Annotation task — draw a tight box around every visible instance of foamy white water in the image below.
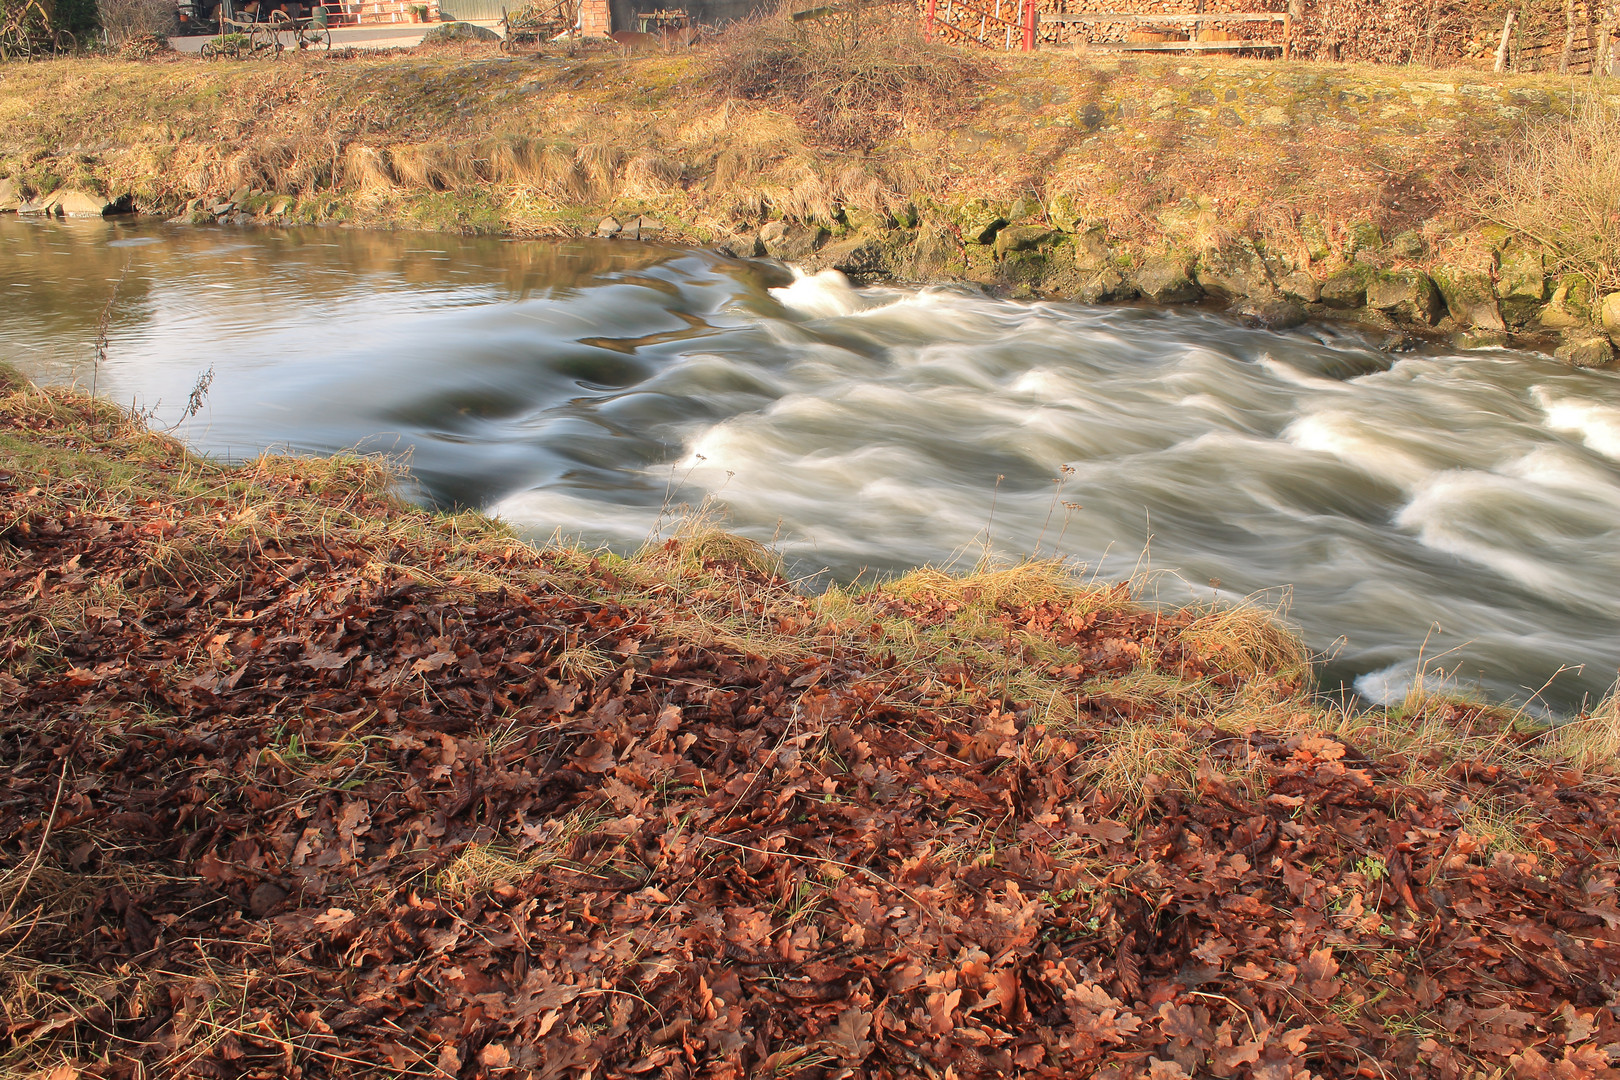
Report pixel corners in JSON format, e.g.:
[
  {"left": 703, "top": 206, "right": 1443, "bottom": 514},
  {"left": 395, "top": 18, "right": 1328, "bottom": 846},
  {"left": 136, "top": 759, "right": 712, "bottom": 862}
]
[{"left": 5, "top": 218, "right": 1619, "bottom": 710}]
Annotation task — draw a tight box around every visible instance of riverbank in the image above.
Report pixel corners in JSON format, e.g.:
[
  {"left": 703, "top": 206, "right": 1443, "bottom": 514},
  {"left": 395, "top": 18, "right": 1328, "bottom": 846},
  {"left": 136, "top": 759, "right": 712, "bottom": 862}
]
[
  {"left": 5, "top": 368, "right": 1620, "bottom": 1077},
  {"left": 1, "top": 44, "right": 1618, "bottom": 361}
]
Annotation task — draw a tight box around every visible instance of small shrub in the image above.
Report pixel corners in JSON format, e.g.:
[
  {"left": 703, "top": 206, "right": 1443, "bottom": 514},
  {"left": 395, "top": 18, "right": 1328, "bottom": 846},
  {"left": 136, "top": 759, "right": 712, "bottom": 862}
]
[
  {"left": 116, "top": 28, "right": 166, "bottom": 56},
  {"left": 704, "top": 2, "right": 982, "bottom": 152},
  {"left": 97, "top": 0, "right": 176, "bottom": 42},
  {"left": 1481, "top": 101, "right": 1620, "bottom": 294}
]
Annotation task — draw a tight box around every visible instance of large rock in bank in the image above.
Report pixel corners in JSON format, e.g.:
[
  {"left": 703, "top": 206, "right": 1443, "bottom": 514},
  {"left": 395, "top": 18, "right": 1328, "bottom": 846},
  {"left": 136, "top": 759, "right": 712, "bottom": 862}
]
[
  {"left": 1277, "top": 271, "right": 1321, "bottom": 304},
  {"left": 1494, "top": 240, "right": 1547, "bottom": 326},
  {"left": 1431, "top": 265, "right": 1505, "bottom": 330},
  {"left": 0, "top": 177, "right": 19, "bottom": 213},
  {"left": 1072, "top": 226, "right": 1113, "bottom": 272},
  {"left": 902, "top": 226, "right": 965, "bottom": 281},
  {"left": 47, "top": 189, "right": 115, "bottom": 216},
  {"left": 1075, "top": 266, "right": 1128, "bottom": 304},
  {"left": 759, "top": 220, "right": 827, "bottom": 262},
  {"left": 1131, "top": 255, "right": 1201, "bottom": 304},
  {"left": 1366, "top": 270, "right": 1442, "bottom": 326},
  {"left": 1601, "top": 292, "right": 1620, "bottom": 345},
  {"left": 994, "top": 224, "right": 1056, "bottom": 257},
  {"left": 1319, "top": 267, "right": 1368, "bottom": 309},
  {"left": 1554, "top": 333, "right": 1615, "bottom": 368},
  {"left": 1194, "top": 245, "right": 1272, "bottom": 302},
  {"left": 813, "top": 231, "right": 896, "bottom": 282}
]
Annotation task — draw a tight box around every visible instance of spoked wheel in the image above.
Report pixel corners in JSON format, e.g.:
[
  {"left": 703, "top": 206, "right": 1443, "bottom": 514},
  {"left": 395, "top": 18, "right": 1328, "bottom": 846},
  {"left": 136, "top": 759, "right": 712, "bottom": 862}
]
[
  {"left": 250, "top": 22, "right": 283, "bottom": 57},
  {"left": 300, "top": 24, "right": 329, "bottom": 49},
  {"left": 51, "top": 28, "right": 75, "bottom": 54},
  {"left": 199, "top": 37, "right": 219, "bottom": 57}
]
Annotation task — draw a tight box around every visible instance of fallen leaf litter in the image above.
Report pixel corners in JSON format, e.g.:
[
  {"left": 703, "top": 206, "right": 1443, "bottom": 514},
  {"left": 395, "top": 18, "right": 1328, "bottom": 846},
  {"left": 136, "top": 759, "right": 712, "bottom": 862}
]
[{"left": 3, "top": 379, "right": 1619, "bottom": 1079}]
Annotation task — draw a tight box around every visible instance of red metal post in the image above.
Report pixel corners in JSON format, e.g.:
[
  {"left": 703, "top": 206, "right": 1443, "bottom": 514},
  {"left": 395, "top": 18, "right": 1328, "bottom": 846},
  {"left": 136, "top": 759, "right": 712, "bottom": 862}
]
[
  {"left": 1022, "top": 0, "right": 1035, "bottom": 50},
  {"left": 925, "top": 0, "right": 937, "bottom": 40}
]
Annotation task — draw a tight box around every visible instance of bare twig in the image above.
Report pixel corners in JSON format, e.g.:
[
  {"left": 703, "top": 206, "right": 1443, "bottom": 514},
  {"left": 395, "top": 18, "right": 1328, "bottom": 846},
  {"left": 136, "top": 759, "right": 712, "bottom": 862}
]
[
  {"left": 91, "top": 262, "right": 131, "bottom": 402},
  {"left": 0, "top": 759, "right": 69, "bottom": 940}
]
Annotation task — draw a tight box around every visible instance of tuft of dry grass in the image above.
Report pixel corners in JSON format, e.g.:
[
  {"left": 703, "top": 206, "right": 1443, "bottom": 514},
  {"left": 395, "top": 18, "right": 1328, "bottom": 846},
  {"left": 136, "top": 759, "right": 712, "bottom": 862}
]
[
  {"left": 704, "top": 4, "right": 983, "bottom": 152},
  {"left": 1547, "top": 676, "right": 1620, "bottom": 772},
  {"left": 619, "top": 153, "right": 683, "bottom": 198},
  {"left": 1177, "top": 595, "right": 1309, "bottom": 688},
  {"left": 878, "top": 558, "right": 1122, "bottom": 617},
  {"left": 341, "top": 144, "right": 397, "bottom": 192},
  {"left": 1481, "top": 98, "right": 1620, "bottom": 293},
  {"left": 634, "top": 508, "right": 784, "bottom": 582}
]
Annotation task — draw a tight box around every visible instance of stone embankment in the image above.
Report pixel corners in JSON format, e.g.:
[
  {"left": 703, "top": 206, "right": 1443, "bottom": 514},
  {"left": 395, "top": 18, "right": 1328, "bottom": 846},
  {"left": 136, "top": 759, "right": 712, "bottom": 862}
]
[{"left": 764, "top": 206, "right": 1620, "bottom": 365}]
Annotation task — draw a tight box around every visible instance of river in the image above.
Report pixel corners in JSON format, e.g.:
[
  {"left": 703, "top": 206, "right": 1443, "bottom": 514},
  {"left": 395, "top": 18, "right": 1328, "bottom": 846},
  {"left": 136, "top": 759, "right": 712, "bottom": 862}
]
[{"left": 4, "top": 216, "right": 1619, "bottom": 712}]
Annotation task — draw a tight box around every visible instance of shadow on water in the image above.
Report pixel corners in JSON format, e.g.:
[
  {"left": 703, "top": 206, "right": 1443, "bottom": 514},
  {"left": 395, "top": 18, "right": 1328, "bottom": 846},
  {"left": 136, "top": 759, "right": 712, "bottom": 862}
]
[{"left": 5, "top": 216, "right": 1620, "bottom": 713}]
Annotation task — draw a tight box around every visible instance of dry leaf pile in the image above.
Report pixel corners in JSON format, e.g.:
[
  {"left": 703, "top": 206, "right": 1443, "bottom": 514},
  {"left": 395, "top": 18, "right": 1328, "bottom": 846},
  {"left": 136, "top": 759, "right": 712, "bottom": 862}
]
[{"left": 3, "top": 376, "right": 1620, "bottom": 1079}]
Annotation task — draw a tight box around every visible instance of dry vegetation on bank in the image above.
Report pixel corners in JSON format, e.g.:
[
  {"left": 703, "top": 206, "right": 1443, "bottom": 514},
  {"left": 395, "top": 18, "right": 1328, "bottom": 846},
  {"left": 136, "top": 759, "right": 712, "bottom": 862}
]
[
  {"left": 0, "top": 25, "right": 1594, "bottom": 259},
  {"left": 5, "top": 367, "right": 1620, "bottom": 1079},
  {"left": 1481, "top": 101, "right": 1620, "bottom": 294}
]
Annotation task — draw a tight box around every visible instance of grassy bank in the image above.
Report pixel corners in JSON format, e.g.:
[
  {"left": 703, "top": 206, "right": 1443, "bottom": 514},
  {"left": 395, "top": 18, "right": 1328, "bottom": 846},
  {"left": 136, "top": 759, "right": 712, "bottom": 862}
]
[
  {"left": 0, "top": 45, "right": 1584, "bottom": 246},
  {"left": 5, "top": 37, "right": 1619, "bottom": 355},
  {"left": 4, "top": 367, "right": 1620, "bottom": 1077}
]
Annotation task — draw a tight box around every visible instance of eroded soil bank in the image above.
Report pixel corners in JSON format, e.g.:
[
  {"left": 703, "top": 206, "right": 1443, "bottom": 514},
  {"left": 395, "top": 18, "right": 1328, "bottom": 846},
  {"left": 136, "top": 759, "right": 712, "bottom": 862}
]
[
  {"left": 2, "top": 49, "right": 1618, "bottom": 360},
  {"left": 4, "top": 368, "right": 1620, "bottom": 1079}
]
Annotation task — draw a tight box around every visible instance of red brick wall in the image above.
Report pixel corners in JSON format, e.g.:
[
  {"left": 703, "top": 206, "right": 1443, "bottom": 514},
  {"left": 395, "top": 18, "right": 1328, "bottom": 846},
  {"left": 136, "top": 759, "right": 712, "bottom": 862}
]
[{"left": 578, "top": 0, "right": 610, "bottom": 34}]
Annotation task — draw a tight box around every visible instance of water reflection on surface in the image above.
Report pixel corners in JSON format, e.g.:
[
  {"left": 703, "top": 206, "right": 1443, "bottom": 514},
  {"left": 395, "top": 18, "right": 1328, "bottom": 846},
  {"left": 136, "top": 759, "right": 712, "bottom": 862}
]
[{"left": 5, "top": 216, "right": 1620, "bottom": 711}]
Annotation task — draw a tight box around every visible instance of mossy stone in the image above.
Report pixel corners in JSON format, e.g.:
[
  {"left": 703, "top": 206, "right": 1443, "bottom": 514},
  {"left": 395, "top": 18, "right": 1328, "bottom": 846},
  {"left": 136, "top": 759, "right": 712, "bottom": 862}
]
[
  {"left": 1194, "top": 243, "right": 1272, "bottom": 302},
  {"left": 1073, "top": 226, "right": 1113, "bottom": 271},
  {"left": 843, "top": 207, "right": 896, "bottom": 234},
  {"left": 1235, "top": 295, "right": 1308, "bottom": 329},
  {"left": 1277, "top": 271, "right": 1321, "bottom": 304},
  {"left": 1600, "top": 292, "right": 1620, "bottom": 344},
  {"left": 1366, "top": 270, "right": 1442, "bottom": 326},
  {"left": 1536, "top": 283, "right": 1588, "bottom": 329},
  {"left": 1431, "top": 265, "right": 1505, "bottom": 331},
  {"left": 1075, "top": 265, "right": 1127, "bottom": 304},
  {"left": 1449, "top": 328, "right": 1508, "bottom": 350},
  {"left": 760, "top": 221, "right": 828, "bottom": 261},
  {"left": 954, "top": 199, "right": 1009, "bottom": 245},
  {"left": 995, "top": 225, "right": 1058, "bottom": 257},
  {"left": 1347, "top": 219, "right": 1384, "bottom": 257},
  {"left": 1554, "top": 334, "right": 1615, "bottom": 368},
  {"left": 1000, "top": 248, "right": 1050, "bottom": 285},
  {"left": 1132, "top": 255, "right": 1201, "bottom": 304},
  {"left": 1299, "top": 216, "right": 1332, "bottom": 263},
  {"left": 1320, "top": 266, "right": 1369, "bottom": 309},
  {"left": 1494, "top": 240, "right": 1547, "bottom": 327},
  {"left": 817, "top": 232, "right": 899, "bottom": 282},
  {"left": 1390, "top": 230, "right": 1425, "bottom": 259},
  {"left": 905, "top": 226, "right": 966, "bottom": 280},
  {"left": 1046, "top": 194, "right": 1083, "bottom": 231},
  {"left": 1555, "top": 273, "right": 1594, "bottom": 310}
]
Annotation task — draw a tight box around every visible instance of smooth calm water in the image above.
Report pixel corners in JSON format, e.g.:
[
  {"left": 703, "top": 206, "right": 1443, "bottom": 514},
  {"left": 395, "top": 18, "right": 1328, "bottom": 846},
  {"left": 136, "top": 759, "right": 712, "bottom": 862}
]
[{"left": 5, "top": 217, "right": 1620, "bottom": 712}]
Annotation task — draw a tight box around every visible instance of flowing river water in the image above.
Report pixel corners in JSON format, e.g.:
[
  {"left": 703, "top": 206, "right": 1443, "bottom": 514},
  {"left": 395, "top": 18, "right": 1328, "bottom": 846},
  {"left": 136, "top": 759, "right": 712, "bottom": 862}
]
[{"left": 5, "top": 217, "right": 1620, "bottom": 712}]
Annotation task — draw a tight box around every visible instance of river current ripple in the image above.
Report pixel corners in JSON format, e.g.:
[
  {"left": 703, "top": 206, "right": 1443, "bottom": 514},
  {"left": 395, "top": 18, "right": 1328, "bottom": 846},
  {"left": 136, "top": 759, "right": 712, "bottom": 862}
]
[{"left": 5, "top": 218, "right": 1620, "bottom": 711}]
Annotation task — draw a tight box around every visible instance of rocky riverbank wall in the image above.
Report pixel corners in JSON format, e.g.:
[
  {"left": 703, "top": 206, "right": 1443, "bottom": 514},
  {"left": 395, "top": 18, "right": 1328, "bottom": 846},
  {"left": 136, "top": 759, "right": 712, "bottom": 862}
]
[
  {"left": 776, "top": 204, "right": 1620, "bottom": 365},
  {"left": 2, "top": 51, "right": 1616, "bottom": 361}
]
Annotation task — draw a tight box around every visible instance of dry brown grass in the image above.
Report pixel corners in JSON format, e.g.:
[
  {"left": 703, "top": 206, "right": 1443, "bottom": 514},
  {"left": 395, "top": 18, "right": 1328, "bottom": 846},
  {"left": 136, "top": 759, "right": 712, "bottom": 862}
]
[
  {"left": 1481, "top": 98, "right": 1620, "bottom": 293},
  {"left": 1178, "top": 596, "right": 1309, "bottom": 687},
  {"left": 704, "top": 3, "right": 983, "bottom": 152},
  {"left": 1547, "top": 677, "right": 1620, "bottom": 772}
]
